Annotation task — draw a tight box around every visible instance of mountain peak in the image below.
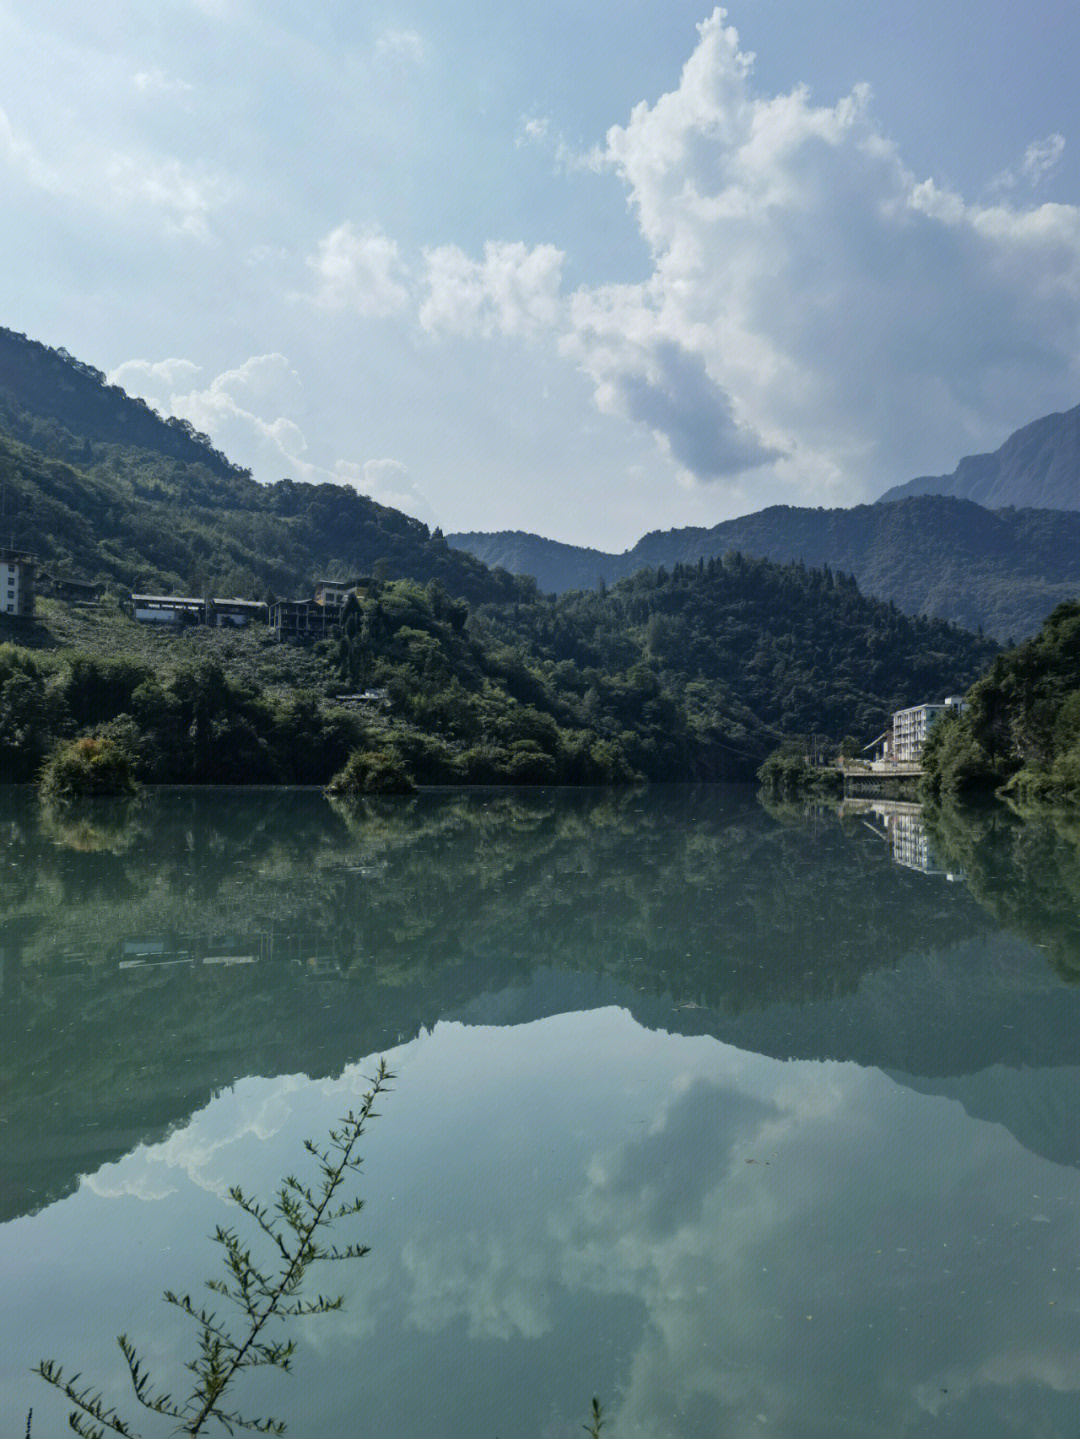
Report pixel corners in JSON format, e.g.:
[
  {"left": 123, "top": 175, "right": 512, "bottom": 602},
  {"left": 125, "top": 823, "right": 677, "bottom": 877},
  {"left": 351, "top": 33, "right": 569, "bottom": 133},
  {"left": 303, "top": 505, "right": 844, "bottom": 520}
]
[{"left": 878, "top": 403, "right": 1080, "bottom": 510}]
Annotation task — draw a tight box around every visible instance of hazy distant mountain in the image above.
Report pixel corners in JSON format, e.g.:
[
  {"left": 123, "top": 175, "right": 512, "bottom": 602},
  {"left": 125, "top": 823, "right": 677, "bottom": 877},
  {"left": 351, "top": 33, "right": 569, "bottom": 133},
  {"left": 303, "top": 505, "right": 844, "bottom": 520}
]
[
  {"left": 879, "top": 403, "right": 1080, "bottom": 509},
  {"left": 451, "top": 496, "right": 1080, "bottom": 640},
  {"left": 453, "top": 530, "right": 616, "bottom": 593}
]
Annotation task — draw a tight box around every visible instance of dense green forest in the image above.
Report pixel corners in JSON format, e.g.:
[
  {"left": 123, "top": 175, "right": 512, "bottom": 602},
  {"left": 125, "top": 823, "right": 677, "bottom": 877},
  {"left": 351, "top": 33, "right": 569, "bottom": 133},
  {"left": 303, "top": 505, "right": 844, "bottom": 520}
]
[
  {"left": 922, "top": 600, "right": 1080, "bottom": 802},
  {"left": 452, "top": 494, "right": 1080, "bottom": 640},
  {"left": 1, "top": 556, "right": 995, "bottom": 788},
  {"left": 467, "top": 555, "right": 995, "bottom": 756}
]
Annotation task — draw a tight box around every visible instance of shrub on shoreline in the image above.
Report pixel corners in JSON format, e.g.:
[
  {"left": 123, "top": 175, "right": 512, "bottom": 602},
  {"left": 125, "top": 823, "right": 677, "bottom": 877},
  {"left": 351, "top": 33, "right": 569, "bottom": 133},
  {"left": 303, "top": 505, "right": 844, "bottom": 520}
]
[
  {"left": 39, "top": 735, "right": 138, "bottom": 799},
  {"left": 326, "top": 748, "right": 417, "bottom": 796},
  {"left": 758, "top": 746, "right": 843, "bottom": 798}
]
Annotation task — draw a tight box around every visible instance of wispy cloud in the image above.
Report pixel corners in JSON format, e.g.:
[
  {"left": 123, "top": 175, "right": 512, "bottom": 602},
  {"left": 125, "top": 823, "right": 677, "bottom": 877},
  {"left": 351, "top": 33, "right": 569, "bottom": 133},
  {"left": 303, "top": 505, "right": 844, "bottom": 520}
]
[
  {"left": 375, "top": 28, "right": 425, "bottom": 64},
  {"left": 992, "top": 132, "right": 1066, "bottom": 192},
  {"left": 517, "top": 112, "right": 604, "bottom": 173},
  {"left": 133, "top": 67, "right": 195, "bottom": 99},
  {"left": 0, "top": 105, "right": 58, "bottom": 189},
  {"left": 0, "top": 103, "right": 227, "bottom": 240}
]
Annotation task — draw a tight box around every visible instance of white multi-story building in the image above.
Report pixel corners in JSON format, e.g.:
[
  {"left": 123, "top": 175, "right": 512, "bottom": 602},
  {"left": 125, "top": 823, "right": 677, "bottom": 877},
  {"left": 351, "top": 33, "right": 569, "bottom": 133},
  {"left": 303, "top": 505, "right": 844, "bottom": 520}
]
[
  {"left": 0, "top": 549, "right": 36, "bottom": 620},
  {"left": 891, "top": 696, "right": 966, "bottom": 762}
]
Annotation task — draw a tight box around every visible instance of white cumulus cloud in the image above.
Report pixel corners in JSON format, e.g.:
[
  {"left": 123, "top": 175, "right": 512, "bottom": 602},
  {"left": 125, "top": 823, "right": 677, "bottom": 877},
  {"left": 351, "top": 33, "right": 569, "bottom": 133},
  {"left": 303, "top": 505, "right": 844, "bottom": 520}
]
[
  {"left": 419, "top": 240, "right": 566, "bottom": 338},
  {"left": 109, "top": 352, "right": 311, "bottom": 479},
  {"left": 108, "top": 357, "right": 202, "bottom": 393},
  {"left": 430, "top": 9, "right": 1080, "bottom": 502},
  {"left": 564, "top": 9, "right": 1080, "bottom": 493},
  {"left": 307, "top": 223, "right": 411, "bottom": 315}
]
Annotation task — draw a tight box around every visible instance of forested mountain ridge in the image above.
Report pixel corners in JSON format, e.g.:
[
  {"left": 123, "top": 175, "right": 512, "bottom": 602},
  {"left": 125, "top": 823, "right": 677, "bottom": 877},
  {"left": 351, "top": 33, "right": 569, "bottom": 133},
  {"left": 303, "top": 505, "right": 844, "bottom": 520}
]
[
  {"left": 451, "top": 496, "right": 1080, "bottom": 640},
  {"left": 466, "top": 554, "right": 997, "bottom": 765},
  {"left": 449, "top": 529, "right": 616, "bottom": 593},
  {"left": 3, "top": 326, "right": 1070, "bottom": 636},
  {"left": 0, "top": 326, "right": 242, "bottom": 478},
  {"left": 879, "top": 402, "right": 1080, "bottom": 509},
  {"left": 0, "top": 330, "right": 508, "bottom": 604}
]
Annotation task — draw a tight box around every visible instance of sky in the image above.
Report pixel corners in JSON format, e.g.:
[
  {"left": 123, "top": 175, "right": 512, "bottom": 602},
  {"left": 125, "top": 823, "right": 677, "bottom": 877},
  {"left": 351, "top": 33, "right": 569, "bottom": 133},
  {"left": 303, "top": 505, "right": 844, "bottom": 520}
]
[{"left": 2, "top": 1, "right": 1080, "bottom": 549}]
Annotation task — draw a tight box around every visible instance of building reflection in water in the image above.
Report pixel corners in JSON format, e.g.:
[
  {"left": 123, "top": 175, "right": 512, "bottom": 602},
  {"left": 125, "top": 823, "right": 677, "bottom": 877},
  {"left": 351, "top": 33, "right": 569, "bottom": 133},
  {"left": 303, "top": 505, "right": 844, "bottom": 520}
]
[{"left": 843, "top": 798, "right": 964, "bottom": 879}]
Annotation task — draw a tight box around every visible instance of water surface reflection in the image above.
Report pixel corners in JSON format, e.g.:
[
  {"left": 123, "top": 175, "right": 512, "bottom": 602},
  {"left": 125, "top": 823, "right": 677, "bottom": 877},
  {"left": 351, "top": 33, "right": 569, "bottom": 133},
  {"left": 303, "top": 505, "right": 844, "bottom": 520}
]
[{"left": 3, "top": 786, "right": 1080, "bottom": 1437}]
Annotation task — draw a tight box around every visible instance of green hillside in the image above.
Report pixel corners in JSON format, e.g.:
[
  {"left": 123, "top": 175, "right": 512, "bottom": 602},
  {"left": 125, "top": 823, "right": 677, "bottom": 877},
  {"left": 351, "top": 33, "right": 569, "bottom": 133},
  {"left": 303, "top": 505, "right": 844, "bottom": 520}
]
[
  {"left": 1, "top": 554, "right": 997, "bottom": 788},
  {"left": 0, "top": 329, "right": 507, "bottom": 604},
  {"left": 450, "top": 495, "right": 1080, "bottom": 640},
  {"left": 922, "top": 600, "right": 1080, "bottom": 802},
  {"left": 0, "top": 326, "right": 242, "bottom": 477},
  {"left": 469, "top": 555, "right": 996, "bottom": 757},
  {"left": 0, "top": 326, "right": 998, "bottom": 789}
]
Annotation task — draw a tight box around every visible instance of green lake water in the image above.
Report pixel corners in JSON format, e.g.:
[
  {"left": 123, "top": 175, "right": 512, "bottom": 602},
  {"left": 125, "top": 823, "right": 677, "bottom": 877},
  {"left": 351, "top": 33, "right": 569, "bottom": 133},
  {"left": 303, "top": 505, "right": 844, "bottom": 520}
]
[{"left": 3, "top": 784, "right": 1080, "bottom": 1438}]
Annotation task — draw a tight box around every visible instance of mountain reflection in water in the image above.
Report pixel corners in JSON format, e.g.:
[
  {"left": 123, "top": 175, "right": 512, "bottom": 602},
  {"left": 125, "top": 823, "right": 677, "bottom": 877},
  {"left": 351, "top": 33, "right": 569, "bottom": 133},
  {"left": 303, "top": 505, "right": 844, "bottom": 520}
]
[{"left": 2, "top": 785, "right": 1080, "bottom": 1438}]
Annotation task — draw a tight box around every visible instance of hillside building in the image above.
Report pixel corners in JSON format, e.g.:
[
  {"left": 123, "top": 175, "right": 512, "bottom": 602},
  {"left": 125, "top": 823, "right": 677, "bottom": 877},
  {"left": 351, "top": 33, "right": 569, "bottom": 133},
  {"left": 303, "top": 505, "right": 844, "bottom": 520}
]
[
  {"left": 131, "top": 594, "right": 206, "bottom": 625},
  {"left": 891, "top": 696, "right": 966, "bottom": 762},
  {"left": 269, "top": 597, "right": 332, "bottom": 641},
  {"left": 209, "top": 598, "right": 268, "bottom": 627},
  {"left": 41, "top": 573, "right": 102, "bottom": 605},
  {"left": 129, "top": 594, "right": 268, "bottom": 626},
  {"left": 0, "top": 549, "right": 36, "bottom": 620},
  {"left": 313, "top": 578, "right": 371, "bottom": 611},
  {"left": 125, "top": 586, "right": 346, "bottom": 640}
]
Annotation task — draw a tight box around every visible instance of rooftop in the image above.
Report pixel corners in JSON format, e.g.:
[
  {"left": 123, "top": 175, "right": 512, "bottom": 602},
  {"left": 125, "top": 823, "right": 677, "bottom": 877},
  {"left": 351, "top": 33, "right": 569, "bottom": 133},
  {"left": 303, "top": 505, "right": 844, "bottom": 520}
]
[{"left": 131, "top": 594, "right": 206, "bottom": 605}]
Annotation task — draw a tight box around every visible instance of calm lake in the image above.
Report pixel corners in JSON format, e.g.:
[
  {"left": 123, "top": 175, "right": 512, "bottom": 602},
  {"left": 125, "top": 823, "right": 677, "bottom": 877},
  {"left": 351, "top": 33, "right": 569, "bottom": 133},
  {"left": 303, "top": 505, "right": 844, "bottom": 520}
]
[{"left": 3, "top": 785, "right": 1080, "bottom": 1438}]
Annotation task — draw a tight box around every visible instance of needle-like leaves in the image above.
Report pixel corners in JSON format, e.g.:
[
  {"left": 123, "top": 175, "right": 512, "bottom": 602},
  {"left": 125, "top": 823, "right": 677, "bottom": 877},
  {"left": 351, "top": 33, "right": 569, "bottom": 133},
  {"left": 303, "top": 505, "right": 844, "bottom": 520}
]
[{"left": 35, "top": 1060, "right": 394, "bottom": 1437}]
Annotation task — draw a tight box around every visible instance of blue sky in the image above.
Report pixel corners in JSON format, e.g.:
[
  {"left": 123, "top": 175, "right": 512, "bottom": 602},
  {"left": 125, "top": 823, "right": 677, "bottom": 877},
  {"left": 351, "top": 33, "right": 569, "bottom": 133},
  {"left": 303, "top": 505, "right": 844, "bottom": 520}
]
[{"left": 2, "top": 2, "right": 1079, "bottom": 546}]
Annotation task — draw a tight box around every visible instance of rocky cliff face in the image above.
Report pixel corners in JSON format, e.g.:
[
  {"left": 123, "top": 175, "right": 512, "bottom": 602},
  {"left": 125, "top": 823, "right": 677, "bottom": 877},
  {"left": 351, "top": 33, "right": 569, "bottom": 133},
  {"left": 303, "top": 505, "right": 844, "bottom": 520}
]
[{"left": 879, "top": 402, "right": 1080, "bottom": 510}]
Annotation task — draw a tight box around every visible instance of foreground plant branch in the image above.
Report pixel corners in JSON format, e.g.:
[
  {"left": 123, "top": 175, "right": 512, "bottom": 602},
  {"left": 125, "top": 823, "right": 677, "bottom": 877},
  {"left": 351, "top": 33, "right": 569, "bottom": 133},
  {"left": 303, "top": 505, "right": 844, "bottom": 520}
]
[{"left": 36, "top": 1059, "right": 394, "bottom": 1438}]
